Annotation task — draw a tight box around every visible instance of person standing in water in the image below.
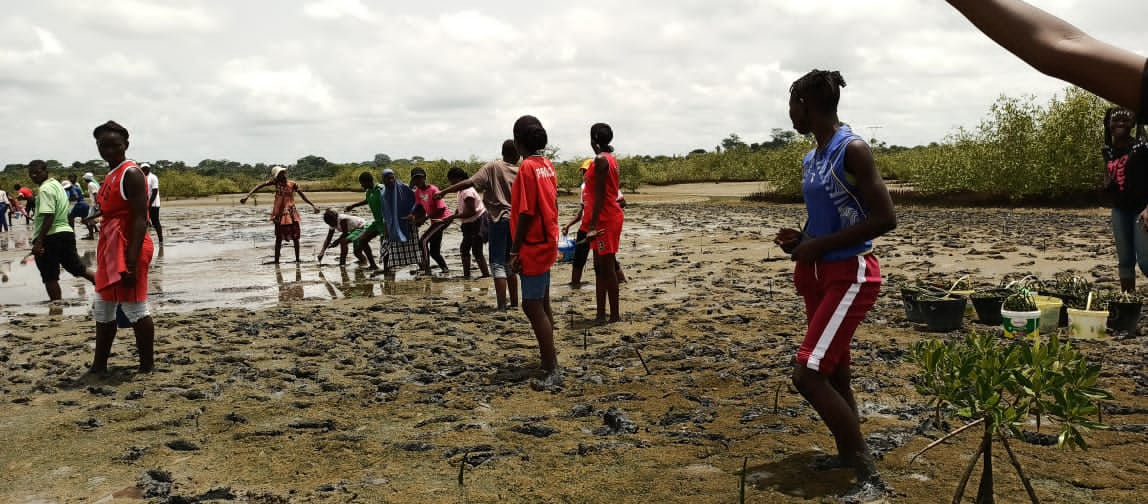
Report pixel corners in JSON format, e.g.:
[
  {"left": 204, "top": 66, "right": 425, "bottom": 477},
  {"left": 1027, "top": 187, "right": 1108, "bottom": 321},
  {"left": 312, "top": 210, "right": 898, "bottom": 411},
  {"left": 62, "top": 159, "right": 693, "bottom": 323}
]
[
  {"left": 439, "top": 166, "right": 490, "bottom": 279},
  {"left": 27, "top": 160, "right": 95, "bottom": 301},
  {"left": 773, "top": 70, "right": 896, "bottom": 500},
  {"left": 317, "top": 208, "right": 371, "bottom": 266},
  {"left": 409, "top": 167, "right": 453, "bottom": 275},
  {"left": 1102, "top": 107, "right": 1148, "bottom": 292},
  {"left": 140, "top": 163, "right": 163, "bottom": 245},
  {"left": 88, "top": 121, "right": 156, "bottom": 374},
  {"left": 344, "top": 171, "right": 384, "bottom": 270},
  {"left": 81, "top": 172, "right": 100, "bottom": 239},
  {"left": 509, "top": 115, "right": 561, "bottom": 387},
  {"left": 437, "top": 141, "right": 520, "bottom": 310},
  {"left": 240, "top": 166, "right": 319, "bottom": 264},
  {"left": 582, "top": 123, "right": 625, "bottom": 324}
]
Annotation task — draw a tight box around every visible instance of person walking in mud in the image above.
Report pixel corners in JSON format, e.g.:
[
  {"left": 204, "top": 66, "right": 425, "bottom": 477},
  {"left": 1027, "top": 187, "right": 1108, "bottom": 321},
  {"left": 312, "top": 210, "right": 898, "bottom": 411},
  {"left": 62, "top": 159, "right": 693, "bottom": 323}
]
[
  {"left": 88, "top": 121, "right": 156, "bottom": 374},
  {"left": 510, "top": 115, "right": 561, "bottom": 387},
  {"left": 27, "top": 160, "right": 96, "bottom": 302},
  {"left": 439, "top": 166, "right": 490, "bottom": 279},
  {"left": 409, "top": 167, "right": 453, "bottom": 275},
  {"left": 773, "top": 70, "right": 896, "bottom": 500},
  {"left": 563, "top": 159, "right": 627, "bottom": 288},
  {"left": 437, "top": 140, "right": 520, "bottom": 310},
  {"left": 582, "top": 123, "right": 625, "bottom": 324},
  {"left": 344, "top": 171, "right": 384, "bottom": 270},
  {"left": 141, "top": 163, "right": 163, "bottom": 246},
  {"left": 240, "top": 166, "right": 319, "bottom": 264},
  {"left": 1102, "top": 107, "right": 1148, "bottom": 292},
  {"left": 376, "top": 168, "right": 422, "bottom": 273},
  {"left": 81, "top": 172, "right": 100, "bottom": 239},
  {"left": 64, "top": 174, "right": 91, "bottom": 234}
]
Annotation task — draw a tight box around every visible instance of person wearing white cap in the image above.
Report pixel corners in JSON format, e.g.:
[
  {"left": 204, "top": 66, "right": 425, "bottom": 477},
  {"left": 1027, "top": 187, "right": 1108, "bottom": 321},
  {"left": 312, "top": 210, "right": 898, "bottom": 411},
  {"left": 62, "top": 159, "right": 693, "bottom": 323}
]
[
  {"left": 140, "top": 163, "right": 163, "bottom": 245},
  {"left": 240, "top": 165, "right": 319, "bottom": 263}
]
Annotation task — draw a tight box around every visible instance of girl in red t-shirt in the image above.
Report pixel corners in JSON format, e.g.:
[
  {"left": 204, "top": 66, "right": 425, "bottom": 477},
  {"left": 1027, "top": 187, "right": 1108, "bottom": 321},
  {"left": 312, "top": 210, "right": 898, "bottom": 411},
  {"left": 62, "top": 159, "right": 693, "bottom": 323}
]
[
  {"left": 509, "top": 115, "right": 561, "bottom": 387},
  {"left": 582, "top": 123, "right": 624, "bottom": 323}
]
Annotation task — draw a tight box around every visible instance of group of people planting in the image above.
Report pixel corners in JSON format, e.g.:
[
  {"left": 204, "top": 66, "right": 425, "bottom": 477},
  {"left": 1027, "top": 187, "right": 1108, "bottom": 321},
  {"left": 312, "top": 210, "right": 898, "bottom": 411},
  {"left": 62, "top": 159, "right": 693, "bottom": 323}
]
[{"left": 9, "top": 0, "right": 1148, "bottom": 500}]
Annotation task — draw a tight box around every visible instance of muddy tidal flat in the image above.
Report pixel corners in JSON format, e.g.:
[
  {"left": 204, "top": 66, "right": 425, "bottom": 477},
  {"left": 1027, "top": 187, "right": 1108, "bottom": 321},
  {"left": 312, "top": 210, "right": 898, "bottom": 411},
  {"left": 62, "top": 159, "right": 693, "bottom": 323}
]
[{"left": 2, "top": 186, "right": 1147, "bottom": 503}]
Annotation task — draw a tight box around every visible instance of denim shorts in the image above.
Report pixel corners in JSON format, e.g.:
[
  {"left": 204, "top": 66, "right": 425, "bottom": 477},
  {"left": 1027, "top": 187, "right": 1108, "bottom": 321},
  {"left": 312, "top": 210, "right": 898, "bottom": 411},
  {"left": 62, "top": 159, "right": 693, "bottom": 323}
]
[
  {"left": 488, "top": 215, "right": 511, "bottom": 266},
  {"left": 519, "top": 271, "right": 551, "bottom": 300}
]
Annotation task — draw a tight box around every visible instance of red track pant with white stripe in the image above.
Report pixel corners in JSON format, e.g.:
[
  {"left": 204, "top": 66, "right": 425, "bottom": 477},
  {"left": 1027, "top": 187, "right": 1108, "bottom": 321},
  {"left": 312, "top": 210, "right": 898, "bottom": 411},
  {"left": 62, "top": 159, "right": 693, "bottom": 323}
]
[{"left": 794, "top": 254, "right": 881, "bottom": 375}]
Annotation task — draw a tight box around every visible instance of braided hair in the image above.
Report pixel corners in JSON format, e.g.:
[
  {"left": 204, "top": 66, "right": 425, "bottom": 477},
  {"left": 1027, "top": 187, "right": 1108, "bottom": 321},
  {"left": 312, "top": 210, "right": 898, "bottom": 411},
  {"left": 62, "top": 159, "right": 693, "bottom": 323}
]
[
  {"left": 789, "top": 70, "right": 847, "bottom": 113},
  {"left": 513, "top": 115, "right": 548, "bottom": 153},
  {"left": 590, "top": 123, "right": 614, "bottom": 153},
  {"left": 1103, "top": 106, "right": 1144, "bottom": 147},
  {"left": 93, "top": 120, "right": 129, "bottom": 140}
]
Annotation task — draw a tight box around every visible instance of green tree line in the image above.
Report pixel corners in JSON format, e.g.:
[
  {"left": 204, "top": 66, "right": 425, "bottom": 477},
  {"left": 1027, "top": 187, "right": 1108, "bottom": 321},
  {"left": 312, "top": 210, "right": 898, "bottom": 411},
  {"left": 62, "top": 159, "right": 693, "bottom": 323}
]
[{"left": 0, "top": 86, "right": 1112, "bottom": 204}]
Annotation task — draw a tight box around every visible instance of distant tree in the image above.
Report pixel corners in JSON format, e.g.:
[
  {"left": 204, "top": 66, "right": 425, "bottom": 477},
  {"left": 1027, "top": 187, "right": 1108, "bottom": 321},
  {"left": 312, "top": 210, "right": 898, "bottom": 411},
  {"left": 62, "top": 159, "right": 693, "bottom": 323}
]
[
  {"left": 409, "top": 156, "right": 425, "bottom": 164},
  {"left": 4, "top": 163, "right": 24, "bottom": 173},
  {"left": 372, "top": 153, "right": 391, "bottom": 167},
  {"left": 688, "top": 148, "right": 708, "bottom": 157},
  {"left": 294, "top": 155, "right": 332, "bottom": 179},
  {"left": 721, "top": 133, "right": 747, "bottom": 151},
  {"left": 543, "top": 144, "right": 561, "bottom": 161}
]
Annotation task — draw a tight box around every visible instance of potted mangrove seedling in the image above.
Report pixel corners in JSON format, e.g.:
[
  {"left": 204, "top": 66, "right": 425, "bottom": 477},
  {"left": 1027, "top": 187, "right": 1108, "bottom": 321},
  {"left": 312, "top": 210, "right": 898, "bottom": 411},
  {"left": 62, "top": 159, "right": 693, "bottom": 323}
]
[
  {"left": 1066, "top": 291, "right": 1107, "bottom": 339},
  {"left": 901, "top": 283, "right": 946, "bottom": 323},
  {"left": 917, "top": 290, "right": 968, "bottom": 333},
  {"left": 1040, "top": 273, "right": 1091, "bottom": 327},
  {"left": 1001, "top": 290, "right": 1040, "bottom": 339},
  {"left": 970, "top": 287, "right": 1013, "bottom": 325},
  {"left": 1103, "top": 289, "right": 1142, "bottom": 334}
]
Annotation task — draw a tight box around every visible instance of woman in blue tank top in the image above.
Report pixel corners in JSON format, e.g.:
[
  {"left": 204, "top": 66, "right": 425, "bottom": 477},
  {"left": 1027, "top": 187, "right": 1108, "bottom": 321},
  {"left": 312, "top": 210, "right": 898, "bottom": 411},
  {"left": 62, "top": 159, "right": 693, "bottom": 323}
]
[{"left": 773, "top": 69, "right": 897, "bottom": 500}]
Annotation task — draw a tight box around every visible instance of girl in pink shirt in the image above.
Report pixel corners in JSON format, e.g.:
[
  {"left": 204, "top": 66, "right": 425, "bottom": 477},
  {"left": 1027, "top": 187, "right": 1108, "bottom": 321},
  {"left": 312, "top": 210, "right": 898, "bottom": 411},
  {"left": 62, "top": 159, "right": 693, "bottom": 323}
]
[{"left": 410, "top": 168, "right": 453, "bottom": 275}]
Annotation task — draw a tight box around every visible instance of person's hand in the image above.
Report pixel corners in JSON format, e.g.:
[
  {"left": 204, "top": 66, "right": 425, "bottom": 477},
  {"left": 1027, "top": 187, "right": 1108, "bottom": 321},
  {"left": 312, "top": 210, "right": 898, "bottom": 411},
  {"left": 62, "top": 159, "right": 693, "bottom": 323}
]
[
  {"left": 578, "top": 228, "right": 602, "bottom": 245},
  {"left": 510, "top": 254, "right": 522, "bottom": 274},
  {"left": 240, "top": 197, "right": 248, "bottom": 205},
  {"left": 562, "top": 223, "right": 573, "bottom": 236},
  {"left": 1139, "top": 208, "right": 1148, "bottom": 232},
  {"left": 31, "top": 239, "right": 44, "bottom": 257},
  {"left": 121, "top": 268, "right": 137, "bottom": 285},
  {"left": 774, "top": 228, "right": 802, "bottom": 254},
  {"left": 343, "top": 205, "right": 354, "bottom": 212},
  {"left": 311, "top": 205, "right": 320, "bottom": 214},
  {"left": 433, "top": 193, "right": 445, "bottom": 201},
  {"left": 317, "top": 251, "right": 325, "bottom": 261},
  {"left": 789, "top": 237, "right": 823, "bottom": 264}
]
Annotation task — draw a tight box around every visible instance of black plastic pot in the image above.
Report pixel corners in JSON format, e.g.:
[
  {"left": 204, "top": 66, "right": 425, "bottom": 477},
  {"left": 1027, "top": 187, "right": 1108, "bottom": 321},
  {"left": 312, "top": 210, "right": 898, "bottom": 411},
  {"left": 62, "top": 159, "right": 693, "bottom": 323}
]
[
  {"left": 920, "top": 296, "right": 967, "bottom": 332},
  {"left": 1107, "top": 301, "right": 1142, "bottom": 333},
  {"left": 902, "top": 287, "right": 926, "bottom": 323},
  {"left": 971, "top": 296, "right": 1006, "bottom": 325}
]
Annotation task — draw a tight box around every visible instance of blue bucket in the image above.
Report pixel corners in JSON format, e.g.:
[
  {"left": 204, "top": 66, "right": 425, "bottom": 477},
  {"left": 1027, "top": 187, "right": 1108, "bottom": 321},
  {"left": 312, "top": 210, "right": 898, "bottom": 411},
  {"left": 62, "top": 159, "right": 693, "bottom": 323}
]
[{"left": 557, "top": 236, "right": 576, "bottom": 263}]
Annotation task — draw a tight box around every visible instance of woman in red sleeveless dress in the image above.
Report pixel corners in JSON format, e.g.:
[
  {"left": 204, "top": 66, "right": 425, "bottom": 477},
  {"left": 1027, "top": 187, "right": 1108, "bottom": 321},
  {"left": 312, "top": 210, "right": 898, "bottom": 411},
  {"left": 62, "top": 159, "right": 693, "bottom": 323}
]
[{"left": 89, "top": 121, "right": 155, "bottom": 374}]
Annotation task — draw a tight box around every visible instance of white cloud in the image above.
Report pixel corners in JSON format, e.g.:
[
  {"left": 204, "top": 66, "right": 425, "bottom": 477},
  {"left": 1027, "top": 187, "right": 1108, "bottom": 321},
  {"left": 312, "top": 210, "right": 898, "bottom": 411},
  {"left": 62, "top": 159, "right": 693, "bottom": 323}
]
[
  {"left": 3, "top": 0, "right": 1148, "bottom": 166},
  {"left": 303, "top": 0, "right": 377, "bottom": 22}
]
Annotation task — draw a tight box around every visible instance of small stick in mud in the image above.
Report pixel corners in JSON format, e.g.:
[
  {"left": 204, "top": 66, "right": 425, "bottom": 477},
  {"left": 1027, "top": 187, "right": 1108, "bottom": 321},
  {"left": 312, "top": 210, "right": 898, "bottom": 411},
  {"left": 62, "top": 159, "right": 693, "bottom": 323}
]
[
  {"left": 633, "top": 346, "right": 651, "bottom": 375},
  {"left": 773, "top": 383, "right": 782, "bottom": 414},
  {"left": 584, "top": 329, "right": 589, "bottom": 351},
  {"left": 458, "top": 450, "right": 469, "bottom": 487},
  {"left": 738, "top": 456, "right": 748, "bottom": 504}
]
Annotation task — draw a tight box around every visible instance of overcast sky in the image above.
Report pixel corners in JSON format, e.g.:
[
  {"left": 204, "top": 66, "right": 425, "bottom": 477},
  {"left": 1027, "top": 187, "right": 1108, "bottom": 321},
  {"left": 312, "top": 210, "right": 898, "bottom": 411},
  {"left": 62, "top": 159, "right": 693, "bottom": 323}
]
[{"left": 2, "top": 0, "right": 1146, "bottom": 168}]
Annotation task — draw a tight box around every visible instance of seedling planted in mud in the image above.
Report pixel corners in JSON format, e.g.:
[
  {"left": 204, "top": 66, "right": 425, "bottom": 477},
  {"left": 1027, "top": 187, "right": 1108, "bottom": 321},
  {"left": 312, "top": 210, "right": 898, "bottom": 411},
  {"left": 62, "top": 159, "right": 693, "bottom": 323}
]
[{"left": 908, "top": 331, "right": 1112, "bottom": 503}]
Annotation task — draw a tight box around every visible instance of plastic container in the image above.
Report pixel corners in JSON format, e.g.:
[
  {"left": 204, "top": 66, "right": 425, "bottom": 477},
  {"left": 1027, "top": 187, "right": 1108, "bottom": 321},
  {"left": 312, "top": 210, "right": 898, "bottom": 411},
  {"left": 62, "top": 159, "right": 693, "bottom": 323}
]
[
  {"left": 950, "top": 289, "right": 976, "bottom": 316},
  {"left": 1067, "top": 308, "right": 1108, "bottom": 339},
  {"left": 1002, "top": 309, "right": 1041, "bottom": 339},
  {"left": 971, "top": 296, "right": 1005, "bottom": 325},
  {"left": 920, "top": 296, "right": 967, "bottom": 332},
  {"left": 1033, "top": 295, "right": 1063, "bottom": 334},
  {"left": 557, "top": 235, "right": 576, "bottom": 263},
  {"left": 1107, "top": 301, "right": 1142, "bottom": 333},
  {"left": 901, "top": 288, "right": 927, "bottom": 323}
]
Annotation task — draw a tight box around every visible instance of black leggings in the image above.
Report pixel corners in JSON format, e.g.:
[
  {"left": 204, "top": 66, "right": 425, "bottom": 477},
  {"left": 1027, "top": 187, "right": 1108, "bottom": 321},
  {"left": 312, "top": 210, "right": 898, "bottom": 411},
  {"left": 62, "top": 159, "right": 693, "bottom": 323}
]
[
  {"left": 419, "top": 220, "right": 450, "bottom": 270},
  {"left": 148, "top": 206, "right": 163, "bottom": 243},
  {"left": 460, "top": 220, "right": 486, "bottom": 265}
]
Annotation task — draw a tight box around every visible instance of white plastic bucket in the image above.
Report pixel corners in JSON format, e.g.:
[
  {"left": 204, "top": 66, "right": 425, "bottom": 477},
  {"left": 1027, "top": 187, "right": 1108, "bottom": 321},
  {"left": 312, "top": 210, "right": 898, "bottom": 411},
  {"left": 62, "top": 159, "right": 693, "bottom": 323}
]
[
  {"left": 1067, "top": 308, "right": 1107, "bottom": 339},
  {"left": 1002, "top": 309, "right": 1041, "bottom": 339}
]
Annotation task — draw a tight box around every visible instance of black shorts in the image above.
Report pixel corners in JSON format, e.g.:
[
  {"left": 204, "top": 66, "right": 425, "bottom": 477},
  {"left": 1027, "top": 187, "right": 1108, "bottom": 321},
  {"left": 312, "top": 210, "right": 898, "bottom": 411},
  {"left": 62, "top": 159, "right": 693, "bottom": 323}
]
[{"left": 35, "top": 232, "right": 87, "bottom": 283}]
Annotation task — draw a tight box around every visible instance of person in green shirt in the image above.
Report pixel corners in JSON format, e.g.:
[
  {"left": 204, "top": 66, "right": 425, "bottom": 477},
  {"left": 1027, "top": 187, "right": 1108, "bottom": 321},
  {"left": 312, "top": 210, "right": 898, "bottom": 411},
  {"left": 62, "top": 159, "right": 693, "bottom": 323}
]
[
  {"left": 344, "top": 171, "right": 386, "bottom": 270},
  {"left": 28, "top": 160, "right": 94, "bottom": 301}
]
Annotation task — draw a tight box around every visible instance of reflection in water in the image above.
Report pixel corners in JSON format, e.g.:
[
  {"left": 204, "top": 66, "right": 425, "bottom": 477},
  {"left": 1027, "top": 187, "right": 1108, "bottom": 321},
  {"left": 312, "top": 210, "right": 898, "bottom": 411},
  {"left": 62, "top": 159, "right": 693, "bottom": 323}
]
[{"left": 276, "top": 264, "right": 305, "bottom": 302}]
